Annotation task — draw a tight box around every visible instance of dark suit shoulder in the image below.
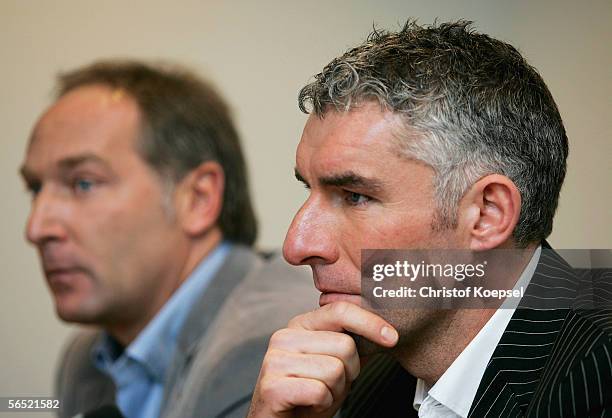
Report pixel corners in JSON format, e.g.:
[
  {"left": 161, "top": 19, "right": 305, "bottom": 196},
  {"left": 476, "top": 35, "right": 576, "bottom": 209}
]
[
  {"left": 527, "top": 309, "right": 612, "bottom": 417},
  {"left": 572, "top": 308, "right": 612, "bottom": 336}
]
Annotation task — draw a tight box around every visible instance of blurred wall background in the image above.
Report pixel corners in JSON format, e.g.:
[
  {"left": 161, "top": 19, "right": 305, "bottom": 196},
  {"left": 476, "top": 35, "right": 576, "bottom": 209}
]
[{"left": 1, "top": 0, "right": 610, "bottom": 416}]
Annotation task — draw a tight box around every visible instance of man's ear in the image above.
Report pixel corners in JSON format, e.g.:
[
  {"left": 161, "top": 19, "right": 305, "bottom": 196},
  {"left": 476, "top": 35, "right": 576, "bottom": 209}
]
[
  {"left": 458, "top": 174, "right": 521, "bottom": 251},
  {"left": 175, "top": 161, "right": 225, "bottom": 237}
]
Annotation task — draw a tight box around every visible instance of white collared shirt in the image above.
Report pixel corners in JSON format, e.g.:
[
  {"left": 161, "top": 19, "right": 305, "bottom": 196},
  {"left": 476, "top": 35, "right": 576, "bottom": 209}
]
[{"left": 413, "top": 246, "right": 541, "bottom": 418}]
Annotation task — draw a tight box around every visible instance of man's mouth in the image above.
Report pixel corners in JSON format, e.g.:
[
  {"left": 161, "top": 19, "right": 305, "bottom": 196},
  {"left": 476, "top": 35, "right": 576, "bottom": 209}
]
[
  {"left": 44, "top": 268, "right": 85, "bottom": 292},
  {"left": 318, "top": 292, "right": 363, "bottom": 307},
  {"left": 312, "top": 269, "right": 362, "bottom": 307}
]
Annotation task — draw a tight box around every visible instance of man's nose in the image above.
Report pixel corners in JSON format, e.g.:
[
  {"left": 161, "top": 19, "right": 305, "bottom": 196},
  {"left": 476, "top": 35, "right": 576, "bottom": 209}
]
[
  {"left": 283, "top": 197, "right": 339, "bottom": 266},
  {"left": 25, "top": 187, "right": 68, "bottom": 246}
]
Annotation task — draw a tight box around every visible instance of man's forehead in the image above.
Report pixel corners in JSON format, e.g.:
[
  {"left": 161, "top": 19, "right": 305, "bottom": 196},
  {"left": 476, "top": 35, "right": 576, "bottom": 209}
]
[
  {"left": 24, "top": 85, "right": 142, "bottom": 172},
  {"left": 34, "top": 85, "right": 139, "bottom": 136},
  {"left": 299, "top": 108, "right": 413, "bottom": 169},
  {"left": 297, "top": 105, "right": 408, "bottom": 173}
]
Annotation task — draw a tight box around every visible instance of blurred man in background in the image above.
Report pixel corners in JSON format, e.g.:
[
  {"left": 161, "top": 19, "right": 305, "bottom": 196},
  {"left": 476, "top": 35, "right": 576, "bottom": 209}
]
[{"left": 20, "top": 60, "right": 317, "bottom": 418}]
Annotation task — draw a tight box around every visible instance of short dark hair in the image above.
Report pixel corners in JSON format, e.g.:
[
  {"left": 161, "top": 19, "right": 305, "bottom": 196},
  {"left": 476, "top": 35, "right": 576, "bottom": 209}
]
[
  {"left": 299, "top": 20, "right": 568, "bottom": 247},
  {"left": 58, "top": 60, "right": 257, "bottom": 245}
]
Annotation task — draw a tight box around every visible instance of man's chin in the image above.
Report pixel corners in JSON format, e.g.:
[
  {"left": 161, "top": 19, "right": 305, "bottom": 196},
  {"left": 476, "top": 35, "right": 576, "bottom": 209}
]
[
  {"left": 53, "top": 294, "right": 102, "bottom": 325},
  {"left": 55, "top": 306, "right": 94, "bottom": 324},
  {"left": 56, "top": 312, "right": 91, "bottom": 325}
]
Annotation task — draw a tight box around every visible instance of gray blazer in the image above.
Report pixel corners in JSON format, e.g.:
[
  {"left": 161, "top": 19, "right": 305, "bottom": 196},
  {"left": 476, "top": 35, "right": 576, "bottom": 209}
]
[{"left": 55, "top": 245, "right": 318, "bottom": 418}]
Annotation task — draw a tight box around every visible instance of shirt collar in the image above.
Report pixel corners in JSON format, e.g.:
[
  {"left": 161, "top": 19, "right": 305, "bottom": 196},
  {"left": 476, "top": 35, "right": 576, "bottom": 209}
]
[
  {"left": 93, "top": 242, "right": 231, "bottom": 382},
  {"left": 413, "top": 246, "right": 541, "bottom": 417}
]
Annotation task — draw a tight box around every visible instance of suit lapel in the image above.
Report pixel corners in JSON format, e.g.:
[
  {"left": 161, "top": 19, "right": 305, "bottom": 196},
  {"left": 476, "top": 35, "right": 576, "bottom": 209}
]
[
  {"left": 160, "top": 245, "right": 259, "bottom": 414},
  {"left": 468, "top": 308, "right": 569, "bottom": 417},
  {"left": 69, "top": 333, "right": 117, "bottom": 416},
  {"left": 469, "top": 245, "right": 577, "bottom": 417},
  {"left": 76, "top": 377, "right": 116, "bottom": 414}
]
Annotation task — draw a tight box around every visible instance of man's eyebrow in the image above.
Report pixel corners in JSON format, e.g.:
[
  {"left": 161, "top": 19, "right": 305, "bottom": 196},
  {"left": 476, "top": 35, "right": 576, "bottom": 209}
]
[
  {"left": 294, "top": 168, "right": 384, "bottom": 193},
  {"left": 56, "top": 154, "right": 111, "bottom": 171},
  {"left": 319, "top": 171, "right": 384, "bottom": 192},
  {"left": 19, "top": 154, "right": 112, "bottom": 180}
]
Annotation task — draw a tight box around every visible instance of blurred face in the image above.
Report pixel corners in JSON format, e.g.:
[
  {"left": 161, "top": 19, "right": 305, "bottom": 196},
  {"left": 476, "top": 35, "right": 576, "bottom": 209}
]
[
  {"left": 21, "top": 85, "right": 187, "bottom": 330},
  {"left": 283, "top": 103, "right": 466, "bottom": 337}
]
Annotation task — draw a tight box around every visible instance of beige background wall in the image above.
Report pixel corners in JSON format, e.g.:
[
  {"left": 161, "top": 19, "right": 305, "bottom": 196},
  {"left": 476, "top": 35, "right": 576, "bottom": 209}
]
[{"left": 1, "top": 0, "right": 610, "bottom": 415}]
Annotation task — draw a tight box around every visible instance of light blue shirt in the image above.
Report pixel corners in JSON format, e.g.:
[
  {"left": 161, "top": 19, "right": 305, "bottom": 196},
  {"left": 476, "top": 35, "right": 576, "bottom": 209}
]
[{"left": 92, "top": 242, "right": 231, "bottom": 418}]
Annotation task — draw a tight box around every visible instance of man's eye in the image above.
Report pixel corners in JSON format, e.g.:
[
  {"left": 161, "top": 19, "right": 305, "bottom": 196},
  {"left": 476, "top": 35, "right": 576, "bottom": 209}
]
[
  {"left": 344, "top": 191, "right": 371, "bottom": 206},
  {"left": 26, "top": 182, "right": 41, "bottom": 196},
  {"left": 73, "top": 178, "right": 95, "bottom": 193}
]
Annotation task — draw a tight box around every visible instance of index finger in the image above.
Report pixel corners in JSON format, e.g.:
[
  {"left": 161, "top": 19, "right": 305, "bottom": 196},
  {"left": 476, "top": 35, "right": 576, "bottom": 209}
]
[{"left": 288, "top": 301, "right": 399, "bottom": 348}]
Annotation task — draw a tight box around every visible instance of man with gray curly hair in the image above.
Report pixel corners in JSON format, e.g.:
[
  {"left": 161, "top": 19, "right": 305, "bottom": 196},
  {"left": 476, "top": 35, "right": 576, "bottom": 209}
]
[{"left": 248, "top": 20, "right": 610, "bottom": 418}]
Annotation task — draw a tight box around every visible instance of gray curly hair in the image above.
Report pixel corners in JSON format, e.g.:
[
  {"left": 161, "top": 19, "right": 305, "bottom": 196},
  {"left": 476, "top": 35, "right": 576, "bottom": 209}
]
[{"left": 299, "top": 20, "right": 568, "bottom": 247}]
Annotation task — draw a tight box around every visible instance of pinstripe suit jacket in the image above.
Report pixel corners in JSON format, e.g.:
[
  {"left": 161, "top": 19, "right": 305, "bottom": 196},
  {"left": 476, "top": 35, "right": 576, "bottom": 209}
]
[{"left": 340, "top": 246, "right": 612, "bottom": 418}]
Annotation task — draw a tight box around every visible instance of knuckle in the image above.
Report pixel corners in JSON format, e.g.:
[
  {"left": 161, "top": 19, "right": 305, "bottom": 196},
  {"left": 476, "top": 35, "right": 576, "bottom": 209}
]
[
  {"left": 287, "top": 313, "right": 305, "bottom": 328},
  {"left": 329, "top": 357, "right": 345, "bottom": 382},
  {"left": 310, "top": 381, "right": 331, "bottom": 405},
  {"left": 260, "top": 350, "right": 281, "bottom": 374},
  {"left": 338, "top": 333, "right": 357, "bottom": 358},
  {"left": 259, "top": 376, "right": 280, "bottom": 400},
  {"left": 260, "top": 355, "right": 273, "bottom": 375},
  {"left": 269, "top": 328, "right": 290, "bottom": 348},
  {"left": 259, "top": 377, "right": 283, "bottom": 404},
  {"left": 330, "top": 301, "right": 351, "bottom": 317}
]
